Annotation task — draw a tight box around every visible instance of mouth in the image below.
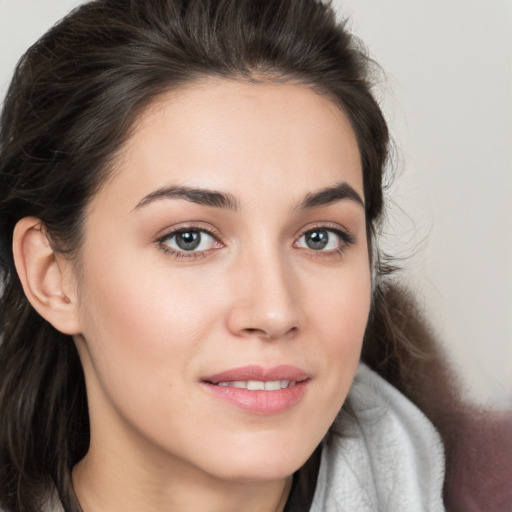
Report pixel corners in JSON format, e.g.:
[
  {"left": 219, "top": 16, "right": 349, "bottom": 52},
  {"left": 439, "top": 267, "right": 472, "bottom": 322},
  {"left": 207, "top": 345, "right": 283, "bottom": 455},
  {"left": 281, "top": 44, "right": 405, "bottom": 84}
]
[
  {"left": 215, "top": 379, "right": 296, "bottom": 390},
  {"left": 201, "top": 365, "right": 310, "bottom": 414}
]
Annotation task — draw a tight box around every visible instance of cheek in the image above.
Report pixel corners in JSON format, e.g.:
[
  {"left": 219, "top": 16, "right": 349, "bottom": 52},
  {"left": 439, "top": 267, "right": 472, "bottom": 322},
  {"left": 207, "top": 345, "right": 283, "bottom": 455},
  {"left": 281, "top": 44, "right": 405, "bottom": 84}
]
[
  {"left": 73, "top": 255, "right": 228, "bottom": 447},
  {"left": 307, "top": 258, "right": 371, "bottom": 346},
  {"left": 306, "top": 262, "right": 371, "bottom": 402},
  {"left": 75, "top": 241, "right": 215, "bottom": 396}
]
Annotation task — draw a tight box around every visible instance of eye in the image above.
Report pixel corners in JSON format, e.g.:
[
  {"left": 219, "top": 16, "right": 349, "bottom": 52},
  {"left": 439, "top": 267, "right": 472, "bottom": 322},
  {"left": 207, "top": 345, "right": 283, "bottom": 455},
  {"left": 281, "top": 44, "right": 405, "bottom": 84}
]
[
  {"left": 160, "top": 228, "right": 218, "bottom": 254},
  {"left": 295, "top": 227, "right": 354, "bottom": 252}
]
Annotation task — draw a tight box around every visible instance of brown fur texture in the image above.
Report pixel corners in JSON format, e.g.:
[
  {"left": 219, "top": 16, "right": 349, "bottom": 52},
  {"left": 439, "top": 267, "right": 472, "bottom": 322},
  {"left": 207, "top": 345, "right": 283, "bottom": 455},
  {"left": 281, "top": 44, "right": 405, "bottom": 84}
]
[{"left": 363, "top": 283, "right": 512, "bottom": 512}]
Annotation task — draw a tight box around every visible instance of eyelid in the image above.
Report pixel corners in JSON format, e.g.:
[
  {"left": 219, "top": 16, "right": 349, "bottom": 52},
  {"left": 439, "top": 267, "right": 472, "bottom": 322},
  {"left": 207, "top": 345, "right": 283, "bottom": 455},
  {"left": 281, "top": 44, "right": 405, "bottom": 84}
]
[
  {"left": 155, "top": 221, "right": 223, "bottom": 240},
  {"left": 294, "top": 222, "right": 355, "bottom": 241},
  {"left": 155, "top": 222, "right": 224, "bottom": 258},
  {"left": 293, "top": 222, "right": 356, "bottom": 252}
]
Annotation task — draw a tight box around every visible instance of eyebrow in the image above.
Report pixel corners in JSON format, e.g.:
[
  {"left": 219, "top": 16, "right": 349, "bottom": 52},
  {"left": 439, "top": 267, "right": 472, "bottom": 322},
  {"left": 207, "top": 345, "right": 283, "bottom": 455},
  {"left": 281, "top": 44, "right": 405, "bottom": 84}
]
[
  {"left": 134, "top": 185, "right": 239, "bottom": 211},
  {"left": 296, "top": 182, "right": 364, "bottom": 210},
  {"left": 133, "top": 181, "right": 363, "bottom": 213}
]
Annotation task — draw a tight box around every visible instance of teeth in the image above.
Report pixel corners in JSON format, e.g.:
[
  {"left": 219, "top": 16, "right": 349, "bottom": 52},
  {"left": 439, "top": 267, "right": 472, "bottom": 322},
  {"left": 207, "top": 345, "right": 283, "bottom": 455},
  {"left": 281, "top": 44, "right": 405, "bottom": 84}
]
[
  {"left": 247, "top": 380, "right": 265, "bottom": 390},
  {"left": 215, "top": 380, "right": 295, "bottom": 390},
  {"left": 264, "top": 380, "right": 281, "bottom": 391}
]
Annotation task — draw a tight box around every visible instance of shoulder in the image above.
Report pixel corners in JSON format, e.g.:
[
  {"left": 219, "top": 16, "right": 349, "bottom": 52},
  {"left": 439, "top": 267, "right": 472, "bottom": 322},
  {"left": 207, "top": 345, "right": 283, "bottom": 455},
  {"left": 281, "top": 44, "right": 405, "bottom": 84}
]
[{"left": 310, "top": 363, "right": 445, "bottom": 512}]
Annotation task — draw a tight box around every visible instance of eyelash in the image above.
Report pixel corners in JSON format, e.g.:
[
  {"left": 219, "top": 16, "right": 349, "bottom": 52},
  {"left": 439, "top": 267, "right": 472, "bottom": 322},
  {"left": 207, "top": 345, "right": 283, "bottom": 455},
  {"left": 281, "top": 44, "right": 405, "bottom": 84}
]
[
  {"left": 294, "top": 223, "right": 356, "bottom": 258},
  {"left": 156, "top": 224, "right": 222, "bottom": 259},
  {"left": 156, "top": 223, "right": 355, "bottom": 260}
]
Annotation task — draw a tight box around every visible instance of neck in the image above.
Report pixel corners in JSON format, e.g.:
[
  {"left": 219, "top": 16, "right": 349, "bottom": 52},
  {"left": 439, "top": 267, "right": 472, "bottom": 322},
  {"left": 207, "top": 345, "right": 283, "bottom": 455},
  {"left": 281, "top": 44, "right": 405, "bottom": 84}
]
[{"left": 72, "top": 451, "right": 293, "bottom": 512}]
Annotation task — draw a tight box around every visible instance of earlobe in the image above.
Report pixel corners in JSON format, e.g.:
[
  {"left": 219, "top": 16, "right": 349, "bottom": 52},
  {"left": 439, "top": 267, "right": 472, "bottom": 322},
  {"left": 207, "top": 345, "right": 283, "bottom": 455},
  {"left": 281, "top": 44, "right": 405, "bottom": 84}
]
[{"left": 12, "top": 217, "right": 82, "bottom": 335}]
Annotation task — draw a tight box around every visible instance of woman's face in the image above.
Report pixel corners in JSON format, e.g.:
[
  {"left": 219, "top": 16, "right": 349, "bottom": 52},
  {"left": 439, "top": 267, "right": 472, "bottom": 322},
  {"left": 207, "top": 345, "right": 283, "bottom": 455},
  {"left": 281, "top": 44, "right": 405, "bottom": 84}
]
[{"left": 72, "top": 79, "right": 371, "bottom": 482}]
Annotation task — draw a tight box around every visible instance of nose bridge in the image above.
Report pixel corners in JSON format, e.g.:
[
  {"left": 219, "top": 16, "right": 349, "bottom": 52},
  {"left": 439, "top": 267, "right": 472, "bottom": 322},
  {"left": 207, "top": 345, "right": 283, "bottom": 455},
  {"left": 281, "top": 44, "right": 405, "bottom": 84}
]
[{"left": 227, "top": 241, "right": 300, "bottom": 340}]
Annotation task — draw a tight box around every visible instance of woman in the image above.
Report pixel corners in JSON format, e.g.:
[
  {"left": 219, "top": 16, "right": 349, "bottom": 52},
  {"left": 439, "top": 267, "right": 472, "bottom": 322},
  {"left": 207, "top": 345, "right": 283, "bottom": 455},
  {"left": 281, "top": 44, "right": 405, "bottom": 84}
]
[{"left": 0, "top": 1, "right": 450, "bottom": 510}]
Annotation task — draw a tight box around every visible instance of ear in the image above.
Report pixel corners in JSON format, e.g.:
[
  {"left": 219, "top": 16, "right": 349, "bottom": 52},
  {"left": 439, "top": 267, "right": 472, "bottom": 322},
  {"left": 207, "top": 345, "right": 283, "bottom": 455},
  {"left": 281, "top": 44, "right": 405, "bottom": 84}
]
[{"left": 12, "top": 217, "right": 82, "bottom": 335}]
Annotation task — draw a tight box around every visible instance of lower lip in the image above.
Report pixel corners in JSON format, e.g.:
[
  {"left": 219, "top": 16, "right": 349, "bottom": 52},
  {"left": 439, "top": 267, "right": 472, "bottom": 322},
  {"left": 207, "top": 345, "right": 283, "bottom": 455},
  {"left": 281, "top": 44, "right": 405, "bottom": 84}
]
[{"left": 202, "top": 380, "right": 309, "bottom": 415}]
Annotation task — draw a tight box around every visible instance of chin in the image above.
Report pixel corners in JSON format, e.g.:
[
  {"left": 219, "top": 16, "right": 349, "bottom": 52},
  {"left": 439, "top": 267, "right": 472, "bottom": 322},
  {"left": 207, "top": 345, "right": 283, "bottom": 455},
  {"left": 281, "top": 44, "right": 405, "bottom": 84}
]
[
  {"left": 213, "top": 459, "right": 306, "bottom": 483},
  {"left": 196, "top": 432, "right": 321, "bottom": 483}
]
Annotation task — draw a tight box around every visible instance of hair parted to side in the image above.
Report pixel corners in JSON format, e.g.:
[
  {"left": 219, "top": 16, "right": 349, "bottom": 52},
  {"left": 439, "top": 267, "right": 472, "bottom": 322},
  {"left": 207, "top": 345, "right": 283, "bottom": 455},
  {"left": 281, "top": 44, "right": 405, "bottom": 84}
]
[{"left": 0, "top": 1, "right": 390, "bottom": 510}]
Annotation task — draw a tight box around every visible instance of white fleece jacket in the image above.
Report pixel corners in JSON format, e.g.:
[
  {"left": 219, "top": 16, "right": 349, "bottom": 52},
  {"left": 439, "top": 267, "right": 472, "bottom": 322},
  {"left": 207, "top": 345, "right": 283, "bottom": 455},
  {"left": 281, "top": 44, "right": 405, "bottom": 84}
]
[{"left": 309, "top": 363, "right": 446, "bottom": 512}]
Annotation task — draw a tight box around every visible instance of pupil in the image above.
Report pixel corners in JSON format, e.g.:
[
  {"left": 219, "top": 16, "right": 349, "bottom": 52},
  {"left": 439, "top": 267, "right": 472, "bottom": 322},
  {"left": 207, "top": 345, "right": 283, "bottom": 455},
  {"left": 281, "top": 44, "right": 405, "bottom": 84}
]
[
  {"left": 306, "top": 230, "right": 328, "bottom": 250},
  {"left": 176, "top": 231, "right": 201, "bottom": 251}
]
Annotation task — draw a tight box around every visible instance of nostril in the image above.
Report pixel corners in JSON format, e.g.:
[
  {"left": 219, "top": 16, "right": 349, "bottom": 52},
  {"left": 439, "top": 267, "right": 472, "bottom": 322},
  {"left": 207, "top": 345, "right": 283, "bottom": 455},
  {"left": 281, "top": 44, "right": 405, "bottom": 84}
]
[
  {"left": 243, "top": 328, "right": 270, "bottom": 338},
  {"left": 242, "top": 326, "right": 298, "bottom": 340}
]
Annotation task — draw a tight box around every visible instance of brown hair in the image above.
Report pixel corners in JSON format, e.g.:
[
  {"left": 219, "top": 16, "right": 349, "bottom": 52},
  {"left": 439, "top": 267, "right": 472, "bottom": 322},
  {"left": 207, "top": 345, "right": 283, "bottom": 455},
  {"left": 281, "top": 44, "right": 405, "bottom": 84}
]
[{"left": 0, "top": 1, "right": 391, "bottom": 510}]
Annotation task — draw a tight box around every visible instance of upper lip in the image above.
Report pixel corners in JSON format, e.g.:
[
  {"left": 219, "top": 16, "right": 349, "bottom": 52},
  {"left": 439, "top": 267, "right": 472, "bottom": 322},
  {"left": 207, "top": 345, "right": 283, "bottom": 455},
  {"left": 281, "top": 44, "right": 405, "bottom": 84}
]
[{"left": 203, "top": 365, "right": 310, "bottom": 384}]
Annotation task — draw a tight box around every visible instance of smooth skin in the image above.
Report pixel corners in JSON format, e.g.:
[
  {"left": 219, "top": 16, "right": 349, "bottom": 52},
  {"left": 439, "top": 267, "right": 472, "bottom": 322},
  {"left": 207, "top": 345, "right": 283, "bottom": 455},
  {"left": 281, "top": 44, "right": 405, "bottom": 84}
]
[{"left": 13, "top": 79, "right": 371, "bottom": 512}]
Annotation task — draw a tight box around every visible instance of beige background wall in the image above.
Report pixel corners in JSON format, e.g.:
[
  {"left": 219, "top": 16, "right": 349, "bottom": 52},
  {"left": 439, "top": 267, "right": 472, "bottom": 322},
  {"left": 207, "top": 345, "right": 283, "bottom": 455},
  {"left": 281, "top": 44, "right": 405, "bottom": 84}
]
[
  {"left": 334, "top": 0, "right": 512, "bottom": 407},
  {"left": 1, "top": 0, "right": 511, "bottom": 406}
]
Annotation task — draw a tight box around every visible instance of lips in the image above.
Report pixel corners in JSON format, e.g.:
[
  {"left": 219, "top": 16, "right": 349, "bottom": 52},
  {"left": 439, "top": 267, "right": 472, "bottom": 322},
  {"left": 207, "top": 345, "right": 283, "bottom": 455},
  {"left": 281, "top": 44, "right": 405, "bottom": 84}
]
[
  {"left": 217, "top": 379, "right": 295, "bottom": 390},
  {"left": 201, "top": 365, "right": 311, "bottom": 414},
  {"left": 204, "top": 364, "right": 310, "bottom": 384}
]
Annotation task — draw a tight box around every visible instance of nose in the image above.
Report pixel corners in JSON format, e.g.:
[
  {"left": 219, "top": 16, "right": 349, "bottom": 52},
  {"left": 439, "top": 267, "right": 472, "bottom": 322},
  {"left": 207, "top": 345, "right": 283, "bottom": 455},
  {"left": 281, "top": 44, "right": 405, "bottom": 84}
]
[{"left": 226, "top": 250, "right": 301, "bottom": 341}]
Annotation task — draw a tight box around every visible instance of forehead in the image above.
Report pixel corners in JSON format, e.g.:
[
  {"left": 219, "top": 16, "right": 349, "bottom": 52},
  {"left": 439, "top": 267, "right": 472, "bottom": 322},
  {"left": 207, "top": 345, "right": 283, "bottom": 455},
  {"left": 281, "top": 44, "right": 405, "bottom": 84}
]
[{"left": 95, "top": 78, "right": 363, "bottom": 211}]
